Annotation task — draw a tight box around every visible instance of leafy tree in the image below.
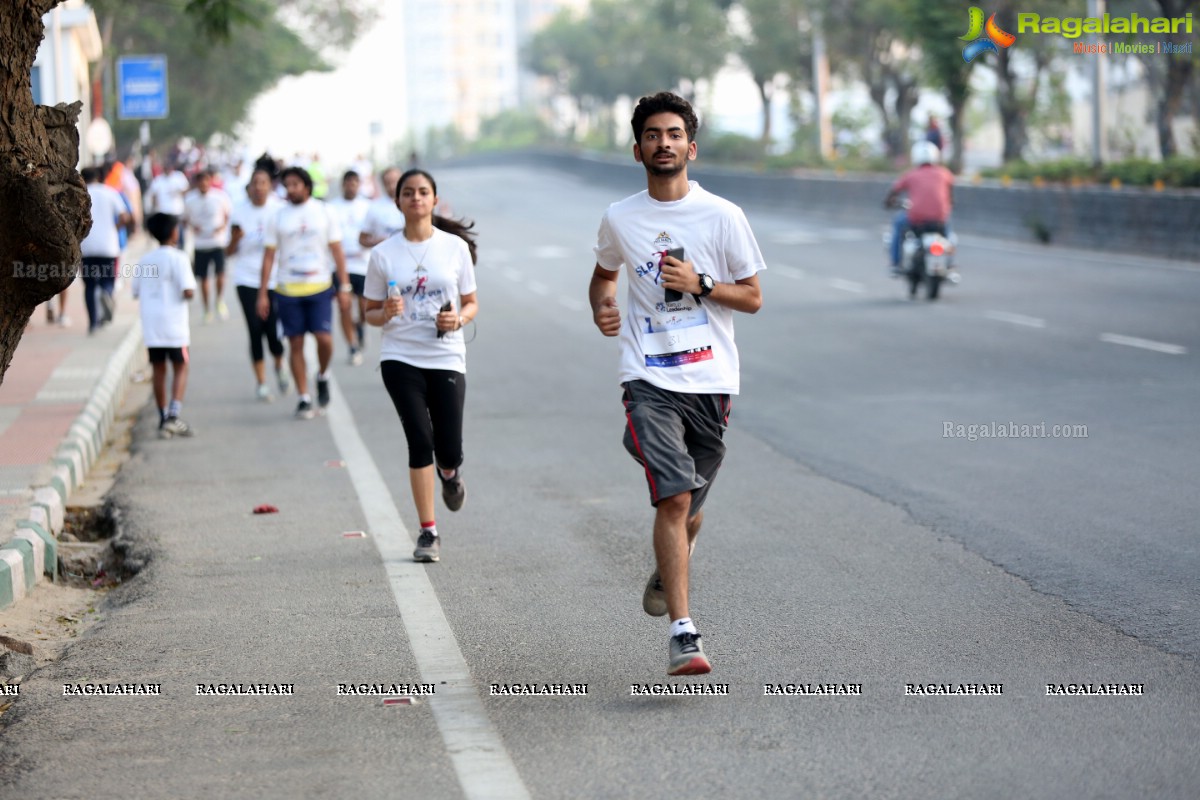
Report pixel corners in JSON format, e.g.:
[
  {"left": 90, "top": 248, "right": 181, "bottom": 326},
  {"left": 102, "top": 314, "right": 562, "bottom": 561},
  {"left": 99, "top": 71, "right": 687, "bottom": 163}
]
[
  {"left": 901, "top": 0, "right": 976, "bottom": 172},
  {"left": 737, "top": 0, "right": 810, "bottom": 145}
]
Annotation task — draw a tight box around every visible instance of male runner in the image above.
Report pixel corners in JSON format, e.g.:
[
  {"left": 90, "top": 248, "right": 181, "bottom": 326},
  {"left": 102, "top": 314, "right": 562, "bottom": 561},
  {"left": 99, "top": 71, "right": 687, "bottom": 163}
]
[{"left": 588, "top": 91, "right": 765, "bottom": 676}]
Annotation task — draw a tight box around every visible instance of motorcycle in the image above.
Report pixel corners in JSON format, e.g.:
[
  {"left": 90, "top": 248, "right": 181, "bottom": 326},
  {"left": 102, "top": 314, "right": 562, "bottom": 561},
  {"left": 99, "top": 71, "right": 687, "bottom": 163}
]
[{"left": 884, "top": 203, "right": 960, "bottom": 300}]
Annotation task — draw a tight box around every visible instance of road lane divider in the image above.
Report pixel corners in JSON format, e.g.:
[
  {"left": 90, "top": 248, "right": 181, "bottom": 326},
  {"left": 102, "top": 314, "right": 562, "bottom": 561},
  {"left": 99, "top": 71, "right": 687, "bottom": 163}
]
[
  {"left": 325, "top": 378, "right": 531, "bottom": 800},
  {"left": 1099, "top": 333, "right": 1187, "bottom": 355}
]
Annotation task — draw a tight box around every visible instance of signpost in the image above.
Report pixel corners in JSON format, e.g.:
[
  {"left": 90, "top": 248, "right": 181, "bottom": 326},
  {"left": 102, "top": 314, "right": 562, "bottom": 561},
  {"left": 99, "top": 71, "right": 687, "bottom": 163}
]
[{"left": 117, "top": 55, "right": 169, "bottom": 120}]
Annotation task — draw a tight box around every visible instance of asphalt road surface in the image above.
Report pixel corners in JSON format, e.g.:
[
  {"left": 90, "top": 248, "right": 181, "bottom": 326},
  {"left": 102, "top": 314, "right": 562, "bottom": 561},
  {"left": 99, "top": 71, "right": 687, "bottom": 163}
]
[{"left": 2, "top": 163, "right": 1198, "bottom": 799}]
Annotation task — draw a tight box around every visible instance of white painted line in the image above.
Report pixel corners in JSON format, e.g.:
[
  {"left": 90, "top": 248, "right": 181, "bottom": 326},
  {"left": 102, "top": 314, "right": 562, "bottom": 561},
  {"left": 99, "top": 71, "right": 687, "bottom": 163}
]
[
  {"left": 1100, "top": 333, "right": 1187, "bottom": 355},
  {"left": 774, "top": 266, "right": 805, "bottom": 280},
  {"left": 559, "top": 297, "right": 586, "bottom": 312},
  {"left": 486, "top": 249, "right": 512, "bottom": 264},
  {"left": 501, "top": 268, "right": 522, "bottom": 282},
  {"left": 533, "top": 245, "right": 570, "bottom": 259},
  {"left": 770, "top": 230, "right": 821, "bottom": 244},
  {"left": 984, "top": 310, "right": 1046, "bottom": 329},
  {"left": 828, "top": 278, "right": 865, "bottom": 293},
  {"left": 528, "top": 281, "right": 550, "bottom": 296},
  {"left": 325, "top": 380, "right": 531, "bottom": 800}
]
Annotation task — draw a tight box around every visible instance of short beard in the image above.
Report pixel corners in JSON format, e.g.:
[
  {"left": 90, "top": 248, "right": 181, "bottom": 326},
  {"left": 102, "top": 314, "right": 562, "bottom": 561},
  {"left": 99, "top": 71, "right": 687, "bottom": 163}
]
[{"left": 644, "top": 158, "right": 685, "bottom": 178}]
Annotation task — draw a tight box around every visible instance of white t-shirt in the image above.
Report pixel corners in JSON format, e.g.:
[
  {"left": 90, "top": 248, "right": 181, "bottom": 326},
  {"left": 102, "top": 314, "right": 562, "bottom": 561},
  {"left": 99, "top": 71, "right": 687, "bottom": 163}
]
[
  {"left": 328, "top": 195, "right": 372, "bottom": 275},
  {"left": 593, "top": 182, "right": 765, "bottom": 395},
  {"left": 264, "top": 198, "right": 341, "bottom": 296},
  {"left": 364, "top": 229, "right": 477, "bottom": 373},
  {"left": 147, "top": 171, "right": 189, "bottom": 215},
  {"left": 133, "top": 245, "right": 197, "bottom": 348},
  {"left": 229, "top": 196, "right": 281, "bottom": 288},
  {"left": 361, "top": 197, "right": 404, "bottom": 243},
  {"left": 183, "top": 187, "right": 233, "bottom": 249},
  {"left": 81, "top": 183, "right": 126, "bottom": 258}
]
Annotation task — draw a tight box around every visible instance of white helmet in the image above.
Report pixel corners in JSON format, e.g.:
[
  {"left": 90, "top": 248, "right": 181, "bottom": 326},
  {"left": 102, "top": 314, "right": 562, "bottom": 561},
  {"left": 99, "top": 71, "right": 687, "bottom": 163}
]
[{"left": 911, "top": 140, "right": 940, "bottom": 165}]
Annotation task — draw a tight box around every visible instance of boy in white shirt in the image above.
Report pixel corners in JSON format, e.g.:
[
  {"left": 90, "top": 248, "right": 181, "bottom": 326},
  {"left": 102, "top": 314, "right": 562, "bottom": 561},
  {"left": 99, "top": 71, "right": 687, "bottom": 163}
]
[{"left": 134, "top": 213, "right": 199, "bottom": 438}]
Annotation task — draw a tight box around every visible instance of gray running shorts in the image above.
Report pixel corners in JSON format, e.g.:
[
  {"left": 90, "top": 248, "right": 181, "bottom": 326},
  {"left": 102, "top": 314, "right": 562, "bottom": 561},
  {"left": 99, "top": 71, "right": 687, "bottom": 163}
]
[{"left": 621, "top": 379, "right": 730, "bottom": 516}]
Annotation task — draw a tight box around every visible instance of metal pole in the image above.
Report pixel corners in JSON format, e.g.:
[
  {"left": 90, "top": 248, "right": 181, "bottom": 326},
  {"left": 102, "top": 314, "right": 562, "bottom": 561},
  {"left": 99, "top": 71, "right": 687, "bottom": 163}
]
[
  {"left": 1089, "top": 0, "right": 1106, "bottom": 165},
  {"left": 812, "top": 10, "right": 833, "bottom": 160}
]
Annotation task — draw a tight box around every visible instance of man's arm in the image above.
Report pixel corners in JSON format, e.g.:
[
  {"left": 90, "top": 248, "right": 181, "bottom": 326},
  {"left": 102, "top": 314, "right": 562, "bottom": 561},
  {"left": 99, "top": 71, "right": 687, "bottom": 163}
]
[
  {"left": 659, "top": 255, "right": 762, "bottom": 314},
  {"left": 589, "top": 264, "right": 621, "bottom": 337}
]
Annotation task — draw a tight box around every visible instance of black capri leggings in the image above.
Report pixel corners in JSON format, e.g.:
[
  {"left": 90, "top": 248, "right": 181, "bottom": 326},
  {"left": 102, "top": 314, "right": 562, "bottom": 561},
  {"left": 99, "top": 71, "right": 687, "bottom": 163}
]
[
  {"left": 236, "top": 284, "right": 285, "bottom": 363},
  {"left": 381, "top": 360, "right": 466, "bottom": 470}
]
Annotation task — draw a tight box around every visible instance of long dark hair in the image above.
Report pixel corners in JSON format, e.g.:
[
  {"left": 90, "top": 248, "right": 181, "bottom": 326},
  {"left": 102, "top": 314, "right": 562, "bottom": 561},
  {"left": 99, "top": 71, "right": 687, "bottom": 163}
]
[{"left": 397, "top": 168, "right": 478, "bottom": 264}]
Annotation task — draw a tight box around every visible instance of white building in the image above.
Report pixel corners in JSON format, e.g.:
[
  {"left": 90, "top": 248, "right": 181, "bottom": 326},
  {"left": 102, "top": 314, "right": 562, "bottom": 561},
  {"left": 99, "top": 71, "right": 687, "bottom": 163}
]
[{"left": 32, "top": 1, "right": 104, "bottom": 163}]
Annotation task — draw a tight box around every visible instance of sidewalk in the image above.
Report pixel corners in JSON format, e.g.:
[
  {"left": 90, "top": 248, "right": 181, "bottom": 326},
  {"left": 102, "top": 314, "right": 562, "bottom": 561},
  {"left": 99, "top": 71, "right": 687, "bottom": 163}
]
[{"left": 0, "top": 237, "right": 149, "bottom": 609}]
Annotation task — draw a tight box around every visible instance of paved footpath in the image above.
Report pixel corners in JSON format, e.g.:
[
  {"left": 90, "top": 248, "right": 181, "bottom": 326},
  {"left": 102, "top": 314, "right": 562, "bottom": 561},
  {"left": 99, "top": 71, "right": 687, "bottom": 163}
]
[{"left": 0, "top": 237, "right": 148, "bottom": 608}]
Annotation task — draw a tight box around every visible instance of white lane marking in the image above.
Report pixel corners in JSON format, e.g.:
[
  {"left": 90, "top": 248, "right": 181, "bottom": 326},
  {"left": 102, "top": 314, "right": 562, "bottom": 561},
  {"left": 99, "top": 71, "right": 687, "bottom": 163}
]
[
  {"left": 828, "top": 278, "right": 865, "bottom": 293},
  {"left": 770, "top": 230, "right": 821, "bottom": 244},
  {"left": 559, "top": 297, "right": 585, "bottom": 312},
  {"left": 487, "top": 249, "right": 512, "bottom": 264},
  {"left": 826, "top": 228, "right": 869, "bottom": 241},
  {"left": 528, "top": 281, "right": 550, "bottom": 296},
  {"left": 326, "top": 382, "right": 531, "bottom": 800},
  {"left": 501, "top": 268, "right": 522, "bottom": 282},
  {"left": 984, "top": 310, "right": 1046, "bottom": 329},
  {"left": 1099, "top": 333, "right": 1187, "bottom": 355},
  {"left": 774, "top": 265, "right": 805, "bottom": 280},
  {"left": 533, "top": 245, "right": 571, "bottom": 259}
]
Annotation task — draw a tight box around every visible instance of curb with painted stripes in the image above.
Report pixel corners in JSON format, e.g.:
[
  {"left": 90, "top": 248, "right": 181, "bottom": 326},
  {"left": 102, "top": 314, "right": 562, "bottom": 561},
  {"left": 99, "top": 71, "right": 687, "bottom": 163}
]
[{"left": 0, "top": 320, "right": 143, "bottom": 610}]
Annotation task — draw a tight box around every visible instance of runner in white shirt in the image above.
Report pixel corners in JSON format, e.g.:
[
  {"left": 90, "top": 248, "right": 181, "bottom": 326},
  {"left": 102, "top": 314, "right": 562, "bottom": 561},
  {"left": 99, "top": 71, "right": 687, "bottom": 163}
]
[
  {"left": 228, "top": 167, "right": 287, "bottom": 401},
  {"left": 184, "top": 169, "right": 234, "bottom": 322},
  {"left": 364, "top": 168, "right": 479, "bottom": 564},
  {"left": 358, "top": 166, "right": 404, "bottom": 249},
  {"left": 80, "top": 167, "right": 132, "bottom": 332},
  {"left": 327, "top": 170, "right": 373, "bottom": 365},
  {"left": 133, "top": 213, "right": 199, "bottom": 438},
  {"left": 147, "top": 163, "right": 190, "bottom": 248},
  {"left": 588, "top": 92, "right": 765, "bottom": 677},
  {"left": 257, "top": 166, "right": 350, "bottom": 420}
]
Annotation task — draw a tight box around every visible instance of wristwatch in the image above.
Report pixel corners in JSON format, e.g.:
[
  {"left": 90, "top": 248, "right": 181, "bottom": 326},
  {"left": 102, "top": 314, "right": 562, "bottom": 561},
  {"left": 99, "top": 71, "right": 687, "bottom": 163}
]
[{"left": 697, "top": 273, "right": 715, "bottom": 298}]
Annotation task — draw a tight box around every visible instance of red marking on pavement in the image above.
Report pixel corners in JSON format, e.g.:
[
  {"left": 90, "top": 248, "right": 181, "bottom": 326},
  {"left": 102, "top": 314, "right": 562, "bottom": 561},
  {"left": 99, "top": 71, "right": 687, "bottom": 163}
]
[
  {"left": 341, "top": 531, "right": 367, "bottom": 538},
  {"left": 324, "top": 459, "right": 346, "bottom": 468},
  {"left": 382, "top": 696, "right": 418, "bottom": 706},
  {"left": 252, "top": 504, "right": 279, "bottom": 514}
]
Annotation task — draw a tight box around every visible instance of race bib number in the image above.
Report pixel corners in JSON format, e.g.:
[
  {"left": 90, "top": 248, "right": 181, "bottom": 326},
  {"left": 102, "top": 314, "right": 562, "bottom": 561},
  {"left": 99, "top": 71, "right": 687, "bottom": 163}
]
[{"left": 642, "top": 309, "right": 713, "bottom": 368}]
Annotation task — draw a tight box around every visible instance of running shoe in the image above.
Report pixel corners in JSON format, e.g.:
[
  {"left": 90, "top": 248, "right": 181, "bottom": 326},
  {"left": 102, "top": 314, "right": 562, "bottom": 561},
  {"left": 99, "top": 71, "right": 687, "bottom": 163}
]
[
  {"left": 159, "top": 417, "right": 194, "bottom": 438},
  {"left": 276, "top": 369, "right": 290, "bottom": 395},
  {"left": 57, "top": 314, "right": 72, "bottom": 328},
  {"left": 100, "top": 291, "right": 115, "bottom": 324},
  {"left": 349, "top": 346, "right": 364, "bottom": 366},
  {"left": 295, "top": 399, "right": 315, "bottom": 420},
  {"left": 316, "top": 376, "right": 331, "bottom": 409},
  {"left": 217, "top": 300, "right": 230, "bottom": 321},
  {"left": 203, "top": 310, "right": 214, "bottom": 325},
  {"left": 438, "top": 469, "right": 466, "bottom": 512},
  {"left": 667, "top": 632, "right": 712, "bottom": 676},
  {"left": 413, "top": 529, "right": 440, "bottom": 562},
  {"left": 642, "top": 539, "right": 696, "bottom": 617},
  {"left": 256, "top": 384, "right": 273, "bottom": 403}
]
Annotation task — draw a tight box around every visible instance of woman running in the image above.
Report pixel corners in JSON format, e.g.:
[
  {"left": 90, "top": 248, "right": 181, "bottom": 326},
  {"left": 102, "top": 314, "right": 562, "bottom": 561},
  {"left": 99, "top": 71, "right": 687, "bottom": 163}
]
[{"left": 363, "top": 169, "right": 479, "bottom": 563}]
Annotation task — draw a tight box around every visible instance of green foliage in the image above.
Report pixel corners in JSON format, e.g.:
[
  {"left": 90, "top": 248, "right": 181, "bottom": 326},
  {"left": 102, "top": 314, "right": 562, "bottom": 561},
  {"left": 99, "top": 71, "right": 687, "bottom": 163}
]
[
  {"left": 980, "top": 157, "right": 1200, "bottom": 187},
  {"left": 470, "top": 110, "right": 556, "bottom": 152},
  {"left": 93, "top": 0, "right": 329, "bottom": 150},
  {"left": 701, "top": 132, "right": 766, "bottom": 165}
]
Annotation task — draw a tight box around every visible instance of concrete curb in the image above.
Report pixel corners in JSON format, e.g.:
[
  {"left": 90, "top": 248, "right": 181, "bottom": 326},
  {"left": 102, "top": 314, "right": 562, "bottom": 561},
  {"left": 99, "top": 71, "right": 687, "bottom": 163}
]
[{"left": 0, "top": 319, "right": 143, "bottom": 610}]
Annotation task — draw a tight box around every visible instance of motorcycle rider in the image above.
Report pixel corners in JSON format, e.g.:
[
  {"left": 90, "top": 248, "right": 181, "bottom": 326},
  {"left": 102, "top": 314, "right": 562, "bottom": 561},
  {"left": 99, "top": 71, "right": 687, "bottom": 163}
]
[{"left": 885, "top": 140, "right": 954, "bottom": 276}]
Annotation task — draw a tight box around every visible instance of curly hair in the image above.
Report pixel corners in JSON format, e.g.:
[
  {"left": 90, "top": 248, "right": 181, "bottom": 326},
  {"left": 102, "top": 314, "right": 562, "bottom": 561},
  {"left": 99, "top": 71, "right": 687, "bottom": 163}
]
[{"left": 630, "top": 92, "right": 699, "bottom": 143}]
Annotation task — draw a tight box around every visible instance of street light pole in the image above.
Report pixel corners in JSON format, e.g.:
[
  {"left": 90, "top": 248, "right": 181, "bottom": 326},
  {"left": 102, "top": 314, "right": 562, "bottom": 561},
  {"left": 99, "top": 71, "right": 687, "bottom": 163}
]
[{"left": 1088, "top": 0, "right": 1106, "bottom": 165}]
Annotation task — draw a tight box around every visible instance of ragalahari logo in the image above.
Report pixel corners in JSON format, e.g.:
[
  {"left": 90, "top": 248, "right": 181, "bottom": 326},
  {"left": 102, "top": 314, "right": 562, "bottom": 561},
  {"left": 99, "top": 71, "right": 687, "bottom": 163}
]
[{"left": 961, "top": 7, "right": 1016, "bottom": 62}]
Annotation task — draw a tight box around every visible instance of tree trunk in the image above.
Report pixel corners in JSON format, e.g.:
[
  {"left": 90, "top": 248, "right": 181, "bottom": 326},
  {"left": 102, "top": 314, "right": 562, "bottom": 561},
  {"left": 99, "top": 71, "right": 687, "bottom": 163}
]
[
  {"left": 949, "top": 101, "right": 966, "bottom": 174},
  {"left": 1157, "top": 57, "right": 1193, "bottom": 159},
  {"left": 757, "top": 79, "right": 773, "bottom": 145},
  {"left": 0, "top": 0, "right": 92, "bottom": 387}
]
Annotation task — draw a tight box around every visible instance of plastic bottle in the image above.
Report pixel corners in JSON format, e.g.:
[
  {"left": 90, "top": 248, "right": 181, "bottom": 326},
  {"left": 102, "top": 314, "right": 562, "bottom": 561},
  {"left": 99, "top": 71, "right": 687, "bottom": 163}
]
[{"left": 387, "top": 280, "right": 401, "bottom": 298}]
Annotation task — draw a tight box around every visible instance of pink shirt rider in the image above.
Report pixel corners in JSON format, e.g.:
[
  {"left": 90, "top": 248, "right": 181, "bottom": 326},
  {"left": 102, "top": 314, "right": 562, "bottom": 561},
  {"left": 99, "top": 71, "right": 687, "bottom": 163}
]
[{"left": 891, "top": 165, "right": 954, "bottom": 225}]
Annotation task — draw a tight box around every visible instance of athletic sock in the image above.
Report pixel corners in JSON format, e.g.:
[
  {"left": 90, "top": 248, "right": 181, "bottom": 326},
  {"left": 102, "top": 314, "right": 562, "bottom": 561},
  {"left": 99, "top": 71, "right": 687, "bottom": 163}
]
[
  {"left": 438, "top": 466, "right": 458, "bottom": 479},
  {"left": 159, "top": 407, "right": 168, "bottom": 425},
  {"left": 299, "top": 393, "right": 312, "bottom": 403},
  {"left": 420, "top": 522, "right": 437, "bottom": 537},
  {"left": 168, "top": 400, "right": 182, "bottom": 418},
  {"left": 670, "top": 618, "right": 697, "bottom": 637},
  {"left": 317, "top": 371, "right": 328, "bottom": 381}
]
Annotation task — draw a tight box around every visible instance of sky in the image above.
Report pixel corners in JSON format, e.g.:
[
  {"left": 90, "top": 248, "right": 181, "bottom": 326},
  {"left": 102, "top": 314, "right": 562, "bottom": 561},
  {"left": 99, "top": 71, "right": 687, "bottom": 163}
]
[{"left": 241, "top": 8, "right": 407, "bottom": 172}]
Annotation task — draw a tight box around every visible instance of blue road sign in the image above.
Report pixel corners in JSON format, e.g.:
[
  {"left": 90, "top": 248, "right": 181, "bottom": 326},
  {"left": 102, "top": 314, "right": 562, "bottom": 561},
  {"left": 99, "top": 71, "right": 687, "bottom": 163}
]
[{"left": 117, "top": 56, "right": 169, "bottom": 120}]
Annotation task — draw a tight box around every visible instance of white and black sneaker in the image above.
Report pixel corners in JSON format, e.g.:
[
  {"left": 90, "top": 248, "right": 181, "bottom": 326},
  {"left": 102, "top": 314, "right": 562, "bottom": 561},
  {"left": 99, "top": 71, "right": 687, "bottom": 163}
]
[
  {"left": 413, "top": 529, "right": 440, "bottom": 562},
  {"left": 295, "top": 399, "right": 316, "bottom": 420},
  {"left": 158, "top": 417, "right": 194, "bottom": 439},
  {"left": 668, "top": 631, "right": 712, "bottom": 676}
]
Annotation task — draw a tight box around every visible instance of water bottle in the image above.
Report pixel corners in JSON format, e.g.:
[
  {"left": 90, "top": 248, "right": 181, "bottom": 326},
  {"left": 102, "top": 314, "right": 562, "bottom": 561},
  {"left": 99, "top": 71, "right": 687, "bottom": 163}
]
[{"left": 387, "top": 280, "right": 401, "bottom": 298}]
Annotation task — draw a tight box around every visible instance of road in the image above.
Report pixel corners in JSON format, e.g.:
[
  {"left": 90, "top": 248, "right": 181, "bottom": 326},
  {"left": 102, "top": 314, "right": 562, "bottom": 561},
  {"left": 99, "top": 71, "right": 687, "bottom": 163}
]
[{"left": 2, "top": 163, "right": 1198, "bottom": 799}]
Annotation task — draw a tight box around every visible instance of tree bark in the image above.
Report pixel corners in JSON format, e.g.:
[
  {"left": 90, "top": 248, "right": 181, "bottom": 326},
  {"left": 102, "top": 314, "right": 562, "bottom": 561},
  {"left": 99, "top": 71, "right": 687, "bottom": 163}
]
[{"left": 0, "top": 0, "right": 91, "bottom": 387}]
